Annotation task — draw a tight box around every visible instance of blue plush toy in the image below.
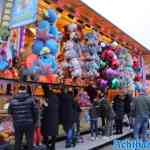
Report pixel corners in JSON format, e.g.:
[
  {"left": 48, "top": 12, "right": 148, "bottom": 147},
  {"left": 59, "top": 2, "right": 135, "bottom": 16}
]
[
  {"left": 49, "top": 25, "right": 59, "bottom": 38},
  {"left": 37, "top": 20, "right": 50, "bottom": 40},
  {"left": 39, "top": 54, "right": 57, "bottom": 73},
  {"left": 44, "top": 9, "right": 58, "bottom": 24},
  {"left": 32, "top": 40, "right": 44, "bottom": 55},
  {"left": 46, "top": 39, "right": 58, "bottom": 56},
  {"left": 0, "top": 57, "right": 8, "bottom": 71}
]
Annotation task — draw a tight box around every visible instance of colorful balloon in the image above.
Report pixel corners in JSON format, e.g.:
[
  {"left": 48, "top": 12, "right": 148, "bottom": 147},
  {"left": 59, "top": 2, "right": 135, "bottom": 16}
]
[
  {"left": 111, "top": 59, "right": 120, "bottom": 69},
  {"left": 105, "top": 68, "right": 119, "bottom": 79},
  {"left": 134, "top": 74, "right": 141, "bottom": 82},
  {"left": 99, "top": 60, "right": 107, "bottom": 68},
  {"left": 111, "top": 78, "right": 120, "bottom": 89},
  {"left": 97, "top": 79, "right": 108, "bottom": 90}
]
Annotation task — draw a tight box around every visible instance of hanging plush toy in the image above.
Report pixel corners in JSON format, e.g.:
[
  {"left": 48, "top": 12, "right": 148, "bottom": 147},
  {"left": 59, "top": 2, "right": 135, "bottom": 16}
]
[
  {"left": 0, "top": 56, "right": 8, "bottom": 71},
  {"left": 37, "top": 20, "right": 50, "bottom": 41},
  {"left": 32, "top": 39, "right": 44, "bottom": 55},
  {"left": 46, "top": 39, "right": 59, "bottom": 56},
  {"left": 44, "top": 9, "right": 58, "bottom": 24}
]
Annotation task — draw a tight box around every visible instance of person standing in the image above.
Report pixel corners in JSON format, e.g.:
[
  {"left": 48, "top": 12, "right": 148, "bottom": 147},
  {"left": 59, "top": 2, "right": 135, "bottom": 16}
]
[
  {"left": 59, "top": 87, "right": 75, "bottom": 148},
  {"left": 89, "top": 96, "right": 99, "bottom": 140},
  {"left": 124, "top": 92, "right": 133, "bottom": 128},
  {"left": 112, "top": 94, "right": 125, "bottom": 134},
  {"left": 131, "top": 90, "right": 150, "bottom": 140},
  {"left": 41, "top": 88, "right": 59, "bottom": 150},
  {"left": 99, "top": 92, "right": 114, "bottom": 138},
  {"left": 8, "top": 85, "right": 38, "bottom": 150}
]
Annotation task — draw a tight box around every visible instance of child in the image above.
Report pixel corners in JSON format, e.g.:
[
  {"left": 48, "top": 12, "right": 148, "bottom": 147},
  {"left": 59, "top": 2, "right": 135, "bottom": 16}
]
[
  {"left": 0, "top": 133, "right": 9, "bottom": 149},
  {"left": 73, "top": 91, "right": 83, "bottom": 143},
  {"left": 34, "top": 98, "right": 42, "bottom": 146},
  {"left": 89, "top": 97, "right": 99, "bottom": 140}
]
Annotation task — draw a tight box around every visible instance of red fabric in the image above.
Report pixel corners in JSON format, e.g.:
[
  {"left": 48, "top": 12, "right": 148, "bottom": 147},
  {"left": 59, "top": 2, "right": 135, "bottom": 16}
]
[{"left": 34, "top": 127, "right": 42, "bottom": 145}]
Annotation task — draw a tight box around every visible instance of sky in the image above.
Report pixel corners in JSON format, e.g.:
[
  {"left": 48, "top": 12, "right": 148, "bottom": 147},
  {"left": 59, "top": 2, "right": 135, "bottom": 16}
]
[{"left": 82, "top": 0, "right": 150, "bottom": 50}]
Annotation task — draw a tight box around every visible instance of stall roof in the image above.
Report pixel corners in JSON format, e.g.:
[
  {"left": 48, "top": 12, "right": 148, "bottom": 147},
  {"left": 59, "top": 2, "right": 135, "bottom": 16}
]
[{"left": 41, "top": 0, "right": 150, "bottom": 55}]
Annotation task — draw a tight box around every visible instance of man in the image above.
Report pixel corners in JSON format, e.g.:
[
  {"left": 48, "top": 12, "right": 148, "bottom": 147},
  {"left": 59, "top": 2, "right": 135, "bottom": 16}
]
[
  {"left": 132, "top": 89, "right": 150, "bottom": 140},
  {"left": 112, "top": 94, "right": 125, "bottom": 135},
  {"left": 8, "top": 85, "right": 38, "bottom": 150}
]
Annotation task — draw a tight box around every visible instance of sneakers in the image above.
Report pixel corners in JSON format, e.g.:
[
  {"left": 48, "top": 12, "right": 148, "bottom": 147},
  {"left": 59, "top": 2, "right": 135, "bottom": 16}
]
[
  {"left": 90, "top": 136, "right": 97, "bottom": 141},
  {"left": 102, "top": 136, "right": 110, "bottom": 140}
]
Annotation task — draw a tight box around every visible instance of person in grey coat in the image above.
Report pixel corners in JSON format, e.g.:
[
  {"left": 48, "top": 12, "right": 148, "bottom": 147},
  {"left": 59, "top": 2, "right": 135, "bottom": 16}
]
[{"left": 131, "top": 90, "right": 150, "bottom": 140}]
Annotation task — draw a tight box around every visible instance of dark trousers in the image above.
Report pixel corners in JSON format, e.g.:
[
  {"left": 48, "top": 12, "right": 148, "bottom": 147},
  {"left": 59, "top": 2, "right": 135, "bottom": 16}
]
[
  {"left": 90, "top": 119, "right": 98, "bottom": 137},
  {"left": 43, "top": 135, "right": 56, "bottom": 150},
  {"left": 14, "top": 124, "right": 34, "bottom": 150},
  {"left": 115, "top": 117, "right": 123, "bottom": 134}
]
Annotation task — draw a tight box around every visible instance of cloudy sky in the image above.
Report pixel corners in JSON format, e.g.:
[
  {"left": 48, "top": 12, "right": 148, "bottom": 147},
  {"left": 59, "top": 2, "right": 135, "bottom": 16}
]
[{"left": 82, "top": 0, "right": 150, "bottom": 50}]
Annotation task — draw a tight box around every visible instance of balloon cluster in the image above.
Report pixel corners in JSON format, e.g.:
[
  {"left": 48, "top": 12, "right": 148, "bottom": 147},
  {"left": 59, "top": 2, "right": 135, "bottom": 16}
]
[
  {"left": 97, "top": 43, "right": 120, "bottom": 90},
  {"left": 23, "top": 9, "right": 60, "bottom": 81}
]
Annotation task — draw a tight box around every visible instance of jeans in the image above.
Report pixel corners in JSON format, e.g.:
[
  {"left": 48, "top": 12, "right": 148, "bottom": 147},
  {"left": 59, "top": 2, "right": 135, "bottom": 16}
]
[
  {"left": 115, "top": 116, "right": 123, "bottom": 134},
  {"left": 14, "top": 123, "right": 34, "bottom": 150},
  {"left": 134, "top": 115, "right": 149, "bottom": 141},
  {"left": 105, "top": 119, "right": 113, "bottom": 136},
  {"left": 66, "top": 128, "right": 73, "bottom": 144},
  {"left": 90, "top": 119, "right": 98, "bottom": 137}
]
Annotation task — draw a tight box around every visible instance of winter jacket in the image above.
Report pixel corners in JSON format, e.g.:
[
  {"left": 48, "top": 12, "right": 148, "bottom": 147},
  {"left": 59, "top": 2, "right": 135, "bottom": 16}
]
[
  {"left": 124, "top": 93, "right": 132, "bottom": 114},
  {"left": 59, "top": 93, "right": 75, "bottom": 131},
  {"left": 89, "top": 101, "right": 99, "bottom": 119},
  {"left": 41, "top": 92, "right": 59, "bottom": 136},
  {"left": 112, "top": 95, "right": 125, "bottom": 118},
  {"left": 131, "top": 95, "right": 150, "bottom": 118},
  {"left": 73, "top": 101, "right": 81, "bottom": 122},
  {"left": 8, "top": 92, "right": 38, "bottom": 126},
  {"left": 99, "top": 97, "right": 114, "bottom": 120}
]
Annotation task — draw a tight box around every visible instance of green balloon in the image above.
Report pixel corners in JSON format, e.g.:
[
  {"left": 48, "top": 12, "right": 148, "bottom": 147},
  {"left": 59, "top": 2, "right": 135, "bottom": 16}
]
[
  {"left": 111, "top": 78, "right": 120, "bottom": 89},
  {"left": 99, "top": 60, "right": 107, "bottom": 68}
]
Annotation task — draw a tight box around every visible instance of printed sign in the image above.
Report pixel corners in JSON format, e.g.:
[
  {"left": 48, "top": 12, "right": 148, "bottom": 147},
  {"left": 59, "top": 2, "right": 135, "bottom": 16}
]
[{"left": 10, "top": 0, "right": 37, "bottom": 28}]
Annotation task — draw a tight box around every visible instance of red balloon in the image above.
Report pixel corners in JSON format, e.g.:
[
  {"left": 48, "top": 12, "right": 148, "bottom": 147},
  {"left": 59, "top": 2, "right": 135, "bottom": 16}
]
[
  {"left": 101, "top": 49, "right": 115, "bottom": 62},
  {"left": 111, "top": 59, "right": 120, "bottom": 69},
  {"left": 134, "top": 74, "right": 141, "bottom": 81}
]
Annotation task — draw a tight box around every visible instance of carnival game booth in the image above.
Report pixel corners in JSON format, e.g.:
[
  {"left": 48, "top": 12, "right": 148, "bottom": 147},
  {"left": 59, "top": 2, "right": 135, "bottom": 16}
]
[{"left": 0, "top": 0, "right": 149, "bottom": 142}]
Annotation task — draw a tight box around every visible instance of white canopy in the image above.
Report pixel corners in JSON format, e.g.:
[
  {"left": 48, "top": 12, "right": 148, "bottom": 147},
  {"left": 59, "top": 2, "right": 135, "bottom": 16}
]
[{"left": 82, "top": 0, "right": 150, "bottom": 50}]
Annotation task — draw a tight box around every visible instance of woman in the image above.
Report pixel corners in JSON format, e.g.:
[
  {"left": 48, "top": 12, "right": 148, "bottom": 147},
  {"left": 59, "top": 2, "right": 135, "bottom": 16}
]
[
  {"left": 41, "top": 87, "right": 59, "bottom": 150},
  {"left": 59, "top": 88, "right": 75, "bottom": 148}
]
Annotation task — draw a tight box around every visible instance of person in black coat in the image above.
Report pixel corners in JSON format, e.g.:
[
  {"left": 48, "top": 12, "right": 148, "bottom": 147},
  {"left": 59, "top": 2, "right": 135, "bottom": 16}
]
[
  {"left": 8, "top": 85, "right": 38, "bottom": 150},
  {"left": 112, "top": 94, "right": 125, "bottom": 134},
  {"left": 124, "top": 92, "right": 133, "bottom": 128},
  {"left": 41, "top": 87, "right": 59, "bottom": 150},
  {"left": 59, "top": 88, "right": 75, "bottom": 148}
]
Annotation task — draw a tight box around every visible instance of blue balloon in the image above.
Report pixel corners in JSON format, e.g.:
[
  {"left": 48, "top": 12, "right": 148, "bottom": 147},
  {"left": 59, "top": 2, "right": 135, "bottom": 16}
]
[
  {"left": 46, "top": 39, "right": 58, "bottom": 56},
  {"left": 45, "top": 9, "right": 57, "bottom": 24},
  {"left": 49, "top": 26, "right": 59, "bottom": 37},
  {"left": 32, "top": 40, "right": 44, "bottom": 55},
  {"left": 0, "top": 58, "right": 8, "bottom": 71},
  {"left": 38, "top": 20, "right": 50, "bottom": 32}
]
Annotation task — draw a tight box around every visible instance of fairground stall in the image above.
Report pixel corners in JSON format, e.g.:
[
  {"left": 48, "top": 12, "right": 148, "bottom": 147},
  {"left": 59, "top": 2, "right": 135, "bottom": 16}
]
[{"left": 0, "top": 0, "right": 150, "bottom": 140}]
